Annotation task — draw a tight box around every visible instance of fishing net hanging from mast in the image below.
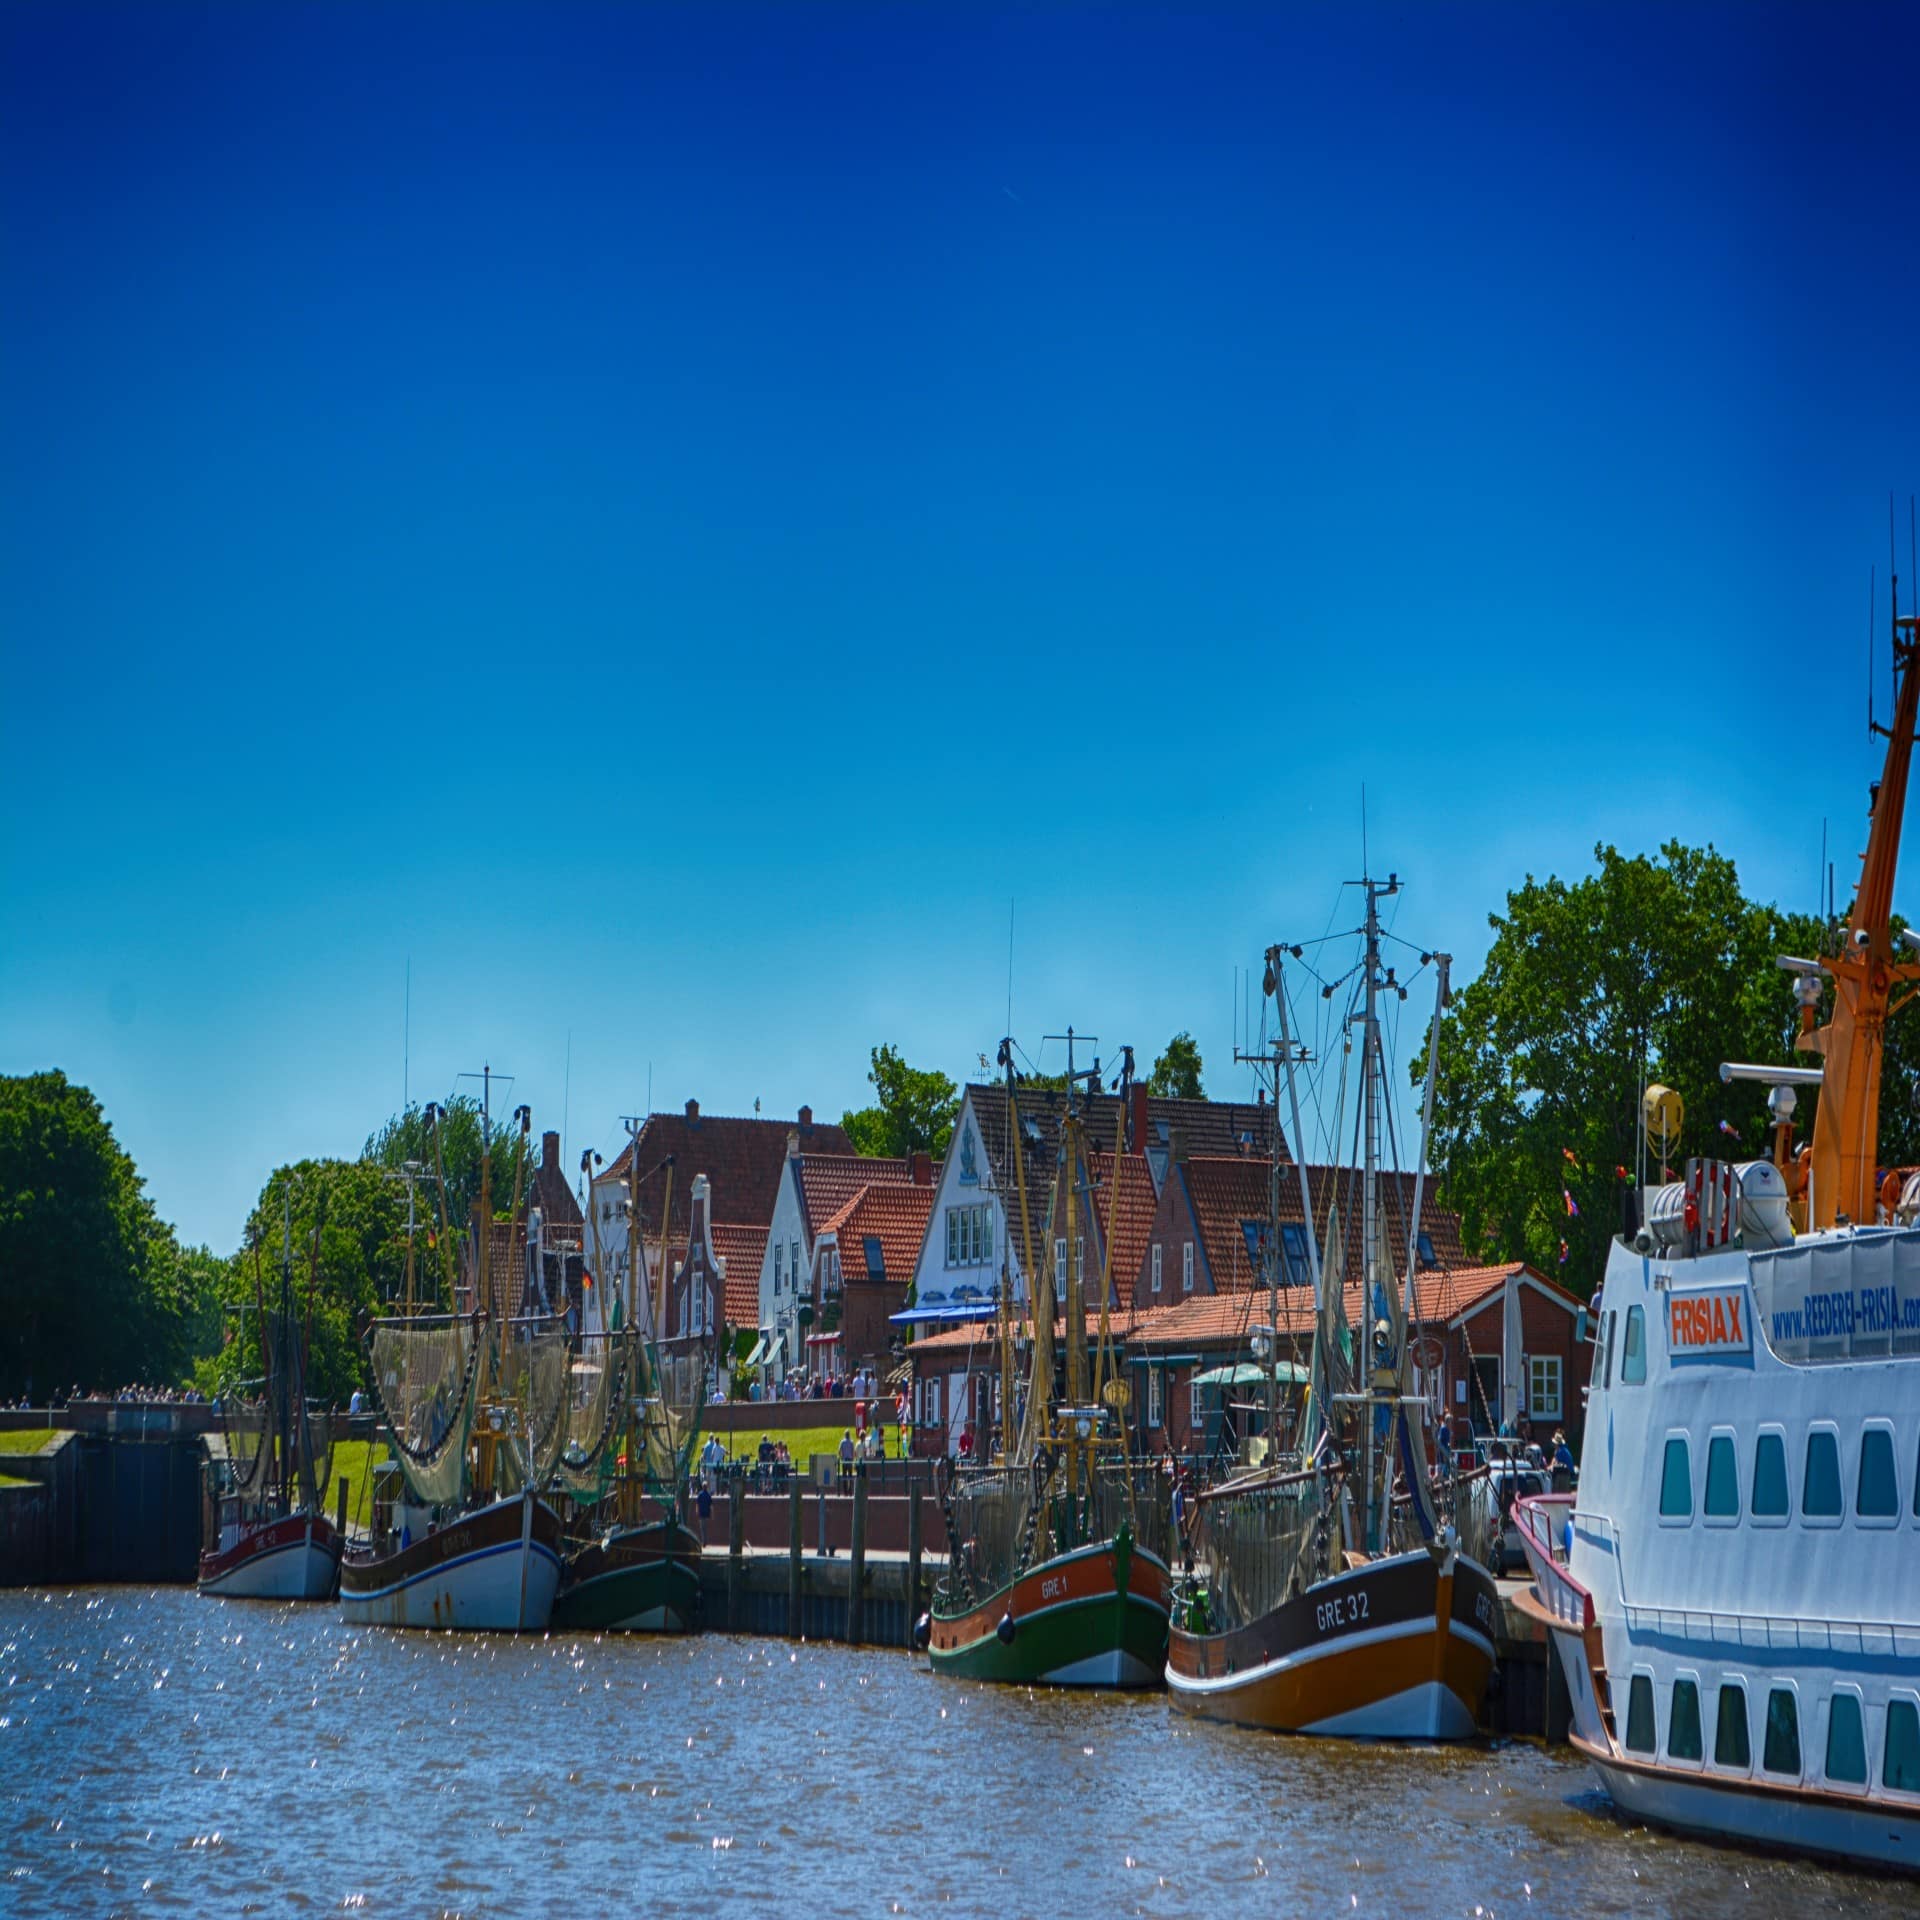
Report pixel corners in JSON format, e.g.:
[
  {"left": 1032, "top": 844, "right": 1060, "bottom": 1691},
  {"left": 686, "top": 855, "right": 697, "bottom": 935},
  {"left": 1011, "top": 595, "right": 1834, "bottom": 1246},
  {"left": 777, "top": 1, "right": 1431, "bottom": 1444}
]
[
  {"left": 1191, "top": 1473, "right": 1328, "bottom": 1630},
  {"left": 549, "top": 1330, "right": 629, "bottom": 1502},
  {"left": 369, "top": 1318, "right": 481, "bottom": 1507},
  {"left": 217, "top": 1392, "right": 272, "bottom": 1503},
  {"left": 494, "top": 1324, "right": 573, "bottom": 1492}
]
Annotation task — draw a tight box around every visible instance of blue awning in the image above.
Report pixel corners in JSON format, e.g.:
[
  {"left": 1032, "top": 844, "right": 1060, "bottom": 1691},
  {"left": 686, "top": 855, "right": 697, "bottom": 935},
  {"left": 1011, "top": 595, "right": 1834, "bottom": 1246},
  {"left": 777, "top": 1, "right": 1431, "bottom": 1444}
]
[{"left": 889, "top": 1304, "right": 999, "bottom": 1326}]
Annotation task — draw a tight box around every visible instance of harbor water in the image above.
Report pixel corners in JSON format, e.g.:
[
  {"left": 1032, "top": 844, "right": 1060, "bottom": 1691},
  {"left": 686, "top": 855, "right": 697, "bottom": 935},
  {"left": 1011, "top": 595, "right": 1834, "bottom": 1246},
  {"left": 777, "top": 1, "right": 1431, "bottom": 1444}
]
[{"left": 1, "top": 1587, "right": 1909, "bottom": 1919}]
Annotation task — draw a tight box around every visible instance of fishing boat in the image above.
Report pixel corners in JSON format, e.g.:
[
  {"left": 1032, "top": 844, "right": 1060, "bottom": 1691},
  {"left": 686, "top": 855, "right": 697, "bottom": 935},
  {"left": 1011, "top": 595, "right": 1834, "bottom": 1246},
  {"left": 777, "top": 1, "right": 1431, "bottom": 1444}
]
[
  {"left": 1517, "top": 600, "right": 1920, "bottom": 1871},
  {"left": 199, "top": 1186, "right": 343, "bottom": 1601},
  {"left": 1166, "top": 884, "right": 1498, "bottom": 1738},
  {"left": 340, "top": 1081, "right": 568, "bottom": 1632},
  {"left": 551, "top": 1145, "right": 708, "bottom": 1634},
  {"left": 924, "top": 1039, "right": 1172, "bottom": 1686}
]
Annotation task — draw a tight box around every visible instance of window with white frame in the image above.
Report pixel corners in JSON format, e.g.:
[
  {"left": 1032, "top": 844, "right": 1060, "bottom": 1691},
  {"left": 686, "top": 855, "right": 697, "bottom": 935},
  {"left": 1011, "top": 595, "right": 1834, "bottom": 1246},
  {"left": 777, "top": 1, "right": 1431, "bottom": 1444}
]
[
  {"left": 1182, "top": 1241, "right": 1194, "bottom": 1293},
  {"left": 774, "top": 1241, "right": 784, "bottom": 1296},
  {"left": 923, "top": 1376, "right": 940, "bottom": 1427},
  {"left": 1151, "top": 1245, "right": 1163, "bottom": 1295},
  {"left": 1529, "top": 1354, "right": 1562, "bottom": 1419},
  {"left": 1190, "top": 1376, "right": 1204, "bottom": 1432},
  {"left": 1055, "top": 1237, "right": 1067, "bottom": 1284},
  {"left": 945, "top": 1204, "right": 994, "bottom": 1267},
  {"left": 1075, "top": 1236, "right": 1085, "bottom": 1284},
  {"left": 1147, "top": 1366, "right": 1164, "bottom": 1428},
  {"left": 790, "top": 1243, "right": 799, "bottom": 1295}
]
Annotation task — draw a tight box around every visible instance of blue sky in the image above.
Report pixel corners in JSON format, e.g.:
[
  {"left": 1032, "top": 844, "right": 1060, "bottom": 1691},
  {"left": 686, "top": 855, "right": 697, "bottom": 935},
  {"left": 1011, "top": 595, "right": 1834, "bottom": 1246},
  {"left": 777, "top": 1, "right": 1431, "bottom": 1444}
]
[{"left": 4, "top": 3, "right": 1919, "bottom": 1251}]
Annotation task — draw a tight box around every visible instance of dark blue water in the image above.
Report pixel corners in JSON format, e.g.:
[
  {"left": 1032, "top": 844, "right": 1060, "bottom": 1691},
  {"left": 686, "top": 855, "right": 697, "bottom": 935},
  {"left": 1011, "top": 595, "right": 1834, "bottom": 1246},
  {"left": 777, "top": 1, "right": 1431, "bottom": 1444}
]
[{"left": 1, "top": 1587, "right": 1909, "bottom": 1918}]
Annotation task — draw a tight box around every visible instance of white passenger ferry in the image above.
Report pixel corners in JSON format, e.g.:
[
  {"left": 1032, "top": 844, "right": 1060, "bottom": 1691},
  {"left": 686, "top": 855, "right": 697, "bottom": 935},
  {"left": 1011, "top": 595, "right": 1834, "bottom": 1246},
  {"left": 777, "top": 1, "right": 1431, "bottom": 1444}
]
[{"left": 1518, "top": 609, "right": 1920, "bottom": 1871}]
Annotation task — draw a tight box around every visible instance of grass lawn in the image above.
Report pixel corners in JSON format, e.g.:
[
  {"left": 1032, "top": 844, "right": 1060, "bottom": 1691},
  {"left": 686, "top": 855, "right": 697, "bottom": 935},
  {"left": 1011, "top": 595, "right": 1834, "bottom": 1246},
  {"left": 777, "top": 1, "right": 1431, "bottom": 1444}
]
[
  {"left": 0, "top": 1473, "right": 34, "bottom": 1489},
  {"left": 0, "top": 1430, "right": 65, "bottom": 1456},
  {"left": 708, "top": 1423, "right": 902, "bottom": 1468},
  {"left": 327, "top": 1439, "right": 383, "bottom": 1532}
]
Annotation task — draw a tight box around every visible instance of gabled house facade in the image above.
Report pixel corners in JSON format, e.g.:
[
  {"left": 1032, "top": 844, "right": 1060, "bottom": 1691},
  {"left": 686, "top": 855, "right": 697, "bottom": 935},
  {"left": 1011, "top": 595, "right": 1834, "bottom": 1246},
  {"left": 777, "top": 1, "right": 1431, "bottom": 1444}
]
[
  {"left": 751, "top": 1148, "right": 932, "bottom": 1383},
  {"left": 904, "top": 1080, "right": 1281, "bottom": 1330},
  {"left": 581, "top": 1098, "right": 852, "bottom": 1339}
]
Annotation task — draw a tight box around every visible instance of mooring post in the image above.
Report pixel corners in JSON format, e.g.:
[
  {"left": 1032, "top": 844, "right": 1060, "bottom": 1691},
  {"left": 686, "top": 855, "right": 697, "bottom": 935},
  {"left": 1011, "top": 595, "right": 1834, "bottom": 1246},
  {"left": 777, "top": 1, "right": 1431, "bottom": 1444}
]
[
  {"left": 848, "top": 1459, "right": 868, "bottom": 1645},
  {"left": 787, "top": 1478, "right": 803, "bottom": 1637},
  {"left": 907, "top": 1480, "right": 923, "bottom": 1626},
  {"left": 727, "top": 1483, "right": 745, "bottom": 1632},
  {"left": 335, "top": 1475, "right": 349, "bottom": 1537}
]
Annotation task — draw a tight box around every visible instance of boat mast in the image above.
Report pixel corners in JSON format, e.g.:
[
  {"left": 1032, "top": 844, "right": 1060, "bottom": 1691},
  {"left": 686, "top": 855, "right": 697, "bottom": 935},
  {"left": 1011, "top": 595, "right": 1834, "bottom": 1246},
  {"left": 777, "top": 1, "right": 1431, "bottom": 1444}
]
[
  {"left": 278, "top": 1179, "right": 294, "bottom": 1517},
  {"left": 1807, "top": 603, "right": 1920, "bottom": 1226},
  {"left": 996, "top": 1042, "right": 1019, "bottom": 1464}
]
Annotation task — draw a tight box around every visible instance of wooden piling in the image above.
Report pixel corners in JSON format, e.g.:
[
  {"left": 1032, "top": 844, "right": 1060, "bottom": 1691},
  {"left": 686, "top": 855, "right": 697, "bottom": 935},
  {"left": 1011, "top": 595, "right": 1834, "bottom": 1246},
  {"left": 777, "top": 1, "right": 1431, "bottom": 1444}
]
[
  {"left": 848, "top": 1460, "right": 868, "bottom": 1644},
  {"left": 906, "top": 1482, "right": 923, "bottom": 1626},
  {"left": 335, "top": 1475, "right": 348, "bottom": 1537},
  {"left": 787, "top": 1480, "right": 804, "bottom": 1636},
  {"left": 727, "top": 1484, "right": 744, "bottom": 1632}
]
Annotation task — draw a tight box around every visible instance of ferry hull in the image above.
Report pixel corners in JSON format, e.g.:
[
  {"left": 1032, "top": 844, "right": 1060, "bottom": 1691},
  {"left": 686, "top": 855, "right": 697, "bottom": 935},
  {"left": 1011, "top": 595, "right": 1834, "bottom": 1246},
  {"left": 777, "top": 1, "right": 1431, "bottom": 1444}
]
[
  {"left": 339, "top": 1494, "right": 563, "bottom": 1632},
  {"left": 928, "top": 1532, "right": 1171, "bottom": 1688},
  {"left": 1578, "top": 1734, "right": 1920, "bottom": 1874},
  {"left": 552, "top": 1521, "right": 702, "bottom": 1633},
  {"left": 1166, "top": 1548, "right": 1496, "bottom": 1740},
  {"left": 198, "top": 1512, "right": 342, "bottom": 1601}
]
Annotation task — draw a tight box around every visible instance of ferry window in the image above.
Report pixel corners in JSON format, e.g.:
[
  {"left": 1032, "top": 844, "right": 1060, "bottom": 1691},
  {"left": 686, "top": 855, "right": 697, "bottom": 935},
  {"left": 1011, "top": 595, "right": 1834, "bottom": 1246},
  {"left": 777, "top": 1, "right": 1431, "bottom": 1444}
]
[
  {"left": 1669, "top": 1677, "right": 1703, "bottom": 1762},
  {"left": 1704, "top": 1433, "right": 1739, "bottom": 1519},
  {"left": 1827, "top": 1691, "right": 1868, "bottom": 1785},
  {"left": 1857, "top": 1425, "right": 1898, "bottom": 1518},
  {"left": 1659, "top": 1435, "right": 1692, "bottom": 1519},
  {"left": 1763, "top": 1689, "right": 1801, "bottom": 1776},
  {"left": 1600, "top": 1311, "right": 1616, "bottom": 1391},
  {"left": 1886, "top": 1698, "right": 1920, "bottom": 1793},
  {"left": 1752, "top": 1429, "right": 1789, "bottom": 1519},
  {"left": 1802, "top": 1427, "right": 1842, "bottom": 1519},
  {"left": 1714, "top": 1682, "right": 1751, "bottom": 1770},
  {"left": 1624, "top": 1674, "right": 1656, "bottom": 1754},
  {"left": 1621, "top": 1306, "right": 1647, "bottom": 1384}
]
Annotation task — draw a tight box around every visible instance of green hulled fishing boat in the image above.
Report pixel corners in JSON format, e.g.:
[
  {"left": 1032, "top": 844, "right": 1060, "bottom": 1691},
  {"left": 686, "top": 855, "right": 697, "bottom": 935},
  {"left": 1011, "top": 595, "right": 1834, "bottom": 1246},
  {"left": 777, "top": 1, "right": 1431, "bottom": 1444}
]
[{"left": 924, "top": 1039, "right": 1171, "bottom": 1687}]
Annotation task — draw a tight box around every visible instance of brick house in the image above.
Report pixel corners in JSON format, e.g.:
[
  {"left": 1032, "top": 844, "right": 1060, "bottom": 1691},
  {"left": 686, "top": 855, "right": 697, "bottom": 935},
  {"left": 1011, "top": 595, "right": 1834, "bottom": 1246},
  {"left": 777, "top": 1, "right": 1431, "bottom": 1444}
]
[
  {"left": 582, "top": 1098, "right": 851, "bottom": 1339},
  {"left": 754, "top": 1147, "right": 932, "bottom": 1384},
  {"left": 904, "top": 1078, "right": 1280, "bottom": 1331},
  {"left": 805, "top": 1173, "right": 937, "bottom": 1383}
]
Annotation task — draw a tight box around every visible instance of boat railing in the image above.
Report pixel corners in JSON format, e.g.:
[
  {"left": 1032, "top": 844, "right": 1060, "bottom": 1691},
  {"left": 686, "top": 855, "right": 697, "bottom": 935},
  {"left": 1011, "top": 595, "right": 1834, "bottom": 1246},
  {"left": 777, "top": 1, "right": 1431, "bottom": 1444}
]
[
  {"left": 1568, "top": 1506, "right": 1920, "bottom": 1643},
  {"left": 1513, "top": 1493, "right": 1592, "bottom": 1630}
]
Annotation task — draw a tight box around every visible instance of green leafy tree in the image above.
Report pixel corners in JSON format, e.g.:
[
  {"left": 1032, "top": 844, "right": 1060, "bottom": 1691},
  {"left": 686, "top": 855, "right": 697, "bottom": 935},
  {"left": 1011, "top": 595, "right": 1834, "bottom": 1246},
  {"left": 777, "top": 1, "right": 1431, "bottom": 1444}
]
[
  {"left": 842, "top": 1045, "right": 960, "bottom": 1159},
  {"left": 197, "top": 1159, "right": 418, "bottom": 1407},
  {"left": 363, "top": 1094, "right": 531, "bottom": 1237},
  {"left": 1147, "top": 1032, "right": 1205, "bottom": 1099},
  {"left": 1417, "top": 843, "right": 1832, "bottom": 1296},
  {"left": 0, "top": 1071, "right": 217, "bottom": 1397}
]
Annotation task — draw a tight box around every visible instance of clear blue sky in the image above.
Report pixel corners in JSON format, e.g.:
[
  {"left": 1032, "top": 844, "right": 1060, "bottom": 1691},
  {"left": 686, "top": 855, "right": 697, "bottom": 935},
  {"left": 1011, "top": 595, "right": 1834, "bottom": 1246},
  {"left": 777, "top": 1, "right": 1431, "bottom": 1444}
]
[{"left": 4, "top": 3, "right": 1918, "bottom": 1252}]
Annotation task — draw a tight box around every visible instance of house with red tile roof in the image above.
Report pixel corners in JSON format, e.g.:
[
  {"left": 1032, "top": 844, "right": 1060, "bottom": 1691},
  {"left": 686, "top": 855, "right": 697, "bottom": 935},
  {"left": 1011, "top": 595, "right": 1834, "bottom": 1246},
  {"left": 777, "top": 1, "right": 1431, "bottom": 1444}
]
[
  {"left": 803, "top": 1177, "right": 938, "bottom": 1384},
  {"left": 903, "top": 1078, "right": 1281, "bottom": 1333},
  {"left": 905, "top": 1259, "right": 1586, "bottom": 1462},
  {"left": 749, "top": 1145, "right": 935, "bottom": 1384},
  {"left": 580, "top": 1098, "right": 852, "bottom": 1339}
]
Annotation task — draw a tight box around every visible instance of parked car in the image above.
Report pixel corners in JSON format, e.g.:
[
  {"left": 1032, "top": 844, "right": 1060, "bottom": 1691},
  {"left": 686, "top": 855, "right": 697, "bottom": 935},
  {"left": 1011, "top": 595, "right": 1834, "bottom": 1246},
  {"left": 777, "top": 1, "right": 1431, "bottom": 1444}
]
[{"left": 1473, "top": 1449, "right": 1550, "bottom": 1577}]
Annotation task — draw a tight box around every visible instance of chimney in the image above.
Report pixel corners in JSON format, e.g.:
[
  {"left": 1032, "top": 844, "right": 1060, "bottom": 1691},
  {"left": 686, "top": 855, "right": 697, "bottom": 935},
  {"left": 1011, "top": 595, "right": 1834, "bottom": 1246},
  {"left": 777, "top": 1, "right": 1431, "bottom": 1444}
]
[
  {"left": 1129, "top": 1081, "right": 1149, "bottom": 1155},
  {"left": 909, "top": 1150, "right": 933, "bottom": 1186},
  {"left": 685, "top": 1097, "right": 700, "bottom": 1123},
  {"left": 798, "top": 1103, "right": 813, "bottom": 1129},
  {"left": 542, "top": 1129, "right": 561, "bottom": 1170}
]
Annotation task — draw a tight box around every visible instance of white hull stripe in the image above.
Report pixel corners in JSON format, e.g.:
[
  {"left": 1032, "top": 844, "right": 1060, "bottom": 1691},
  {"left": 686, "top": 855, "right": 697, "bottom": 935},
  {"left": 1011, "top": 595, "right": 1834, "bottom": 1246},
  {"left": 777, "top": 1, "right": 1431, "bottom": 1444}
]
[
  {"left": 1168, "top": 1613, "right": 1441, "bottom": 1697},
  {"left": 340, "top": 1538, "right": 563, "bottom": 1606}
]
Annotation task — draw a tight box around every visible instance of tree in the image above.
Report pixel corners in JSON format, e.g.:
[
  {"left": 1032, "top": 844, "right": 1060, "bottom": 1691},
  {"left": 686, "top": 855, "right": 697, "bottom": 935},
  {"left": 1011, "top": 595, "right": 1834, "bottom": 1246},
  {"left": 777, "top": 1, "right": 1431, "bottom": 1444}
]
[
  {"left": 363, "top": 1094, "right": 534, "bottom": 1238},
  {"left": 1417, "top": 842, "right": 1835, "bottom": 1296},
  {"left": 842, "top": 1045, "right": 960, "bottom": 1159},
  {"left": 1148, "top": 1033, "right": 1205, "bottom": 1099},
  {"left": 0, "top": 1071, "right": 218, "bottom": 1397},
  {"left": 196, "top": 1158, "right": 418, "bottom": 1407}
]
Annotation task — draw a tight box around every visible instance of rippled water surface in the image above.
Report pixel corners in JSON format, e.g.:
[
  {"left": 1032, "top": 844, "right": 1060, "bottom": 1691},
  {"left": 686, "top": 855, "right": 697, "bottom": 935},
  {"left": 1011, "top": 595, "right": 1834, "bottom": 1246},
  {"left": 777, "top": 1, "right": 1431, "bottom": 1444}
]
[{"left": 2, "top": 1587, "right": 1912, "bottom": 1918}]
